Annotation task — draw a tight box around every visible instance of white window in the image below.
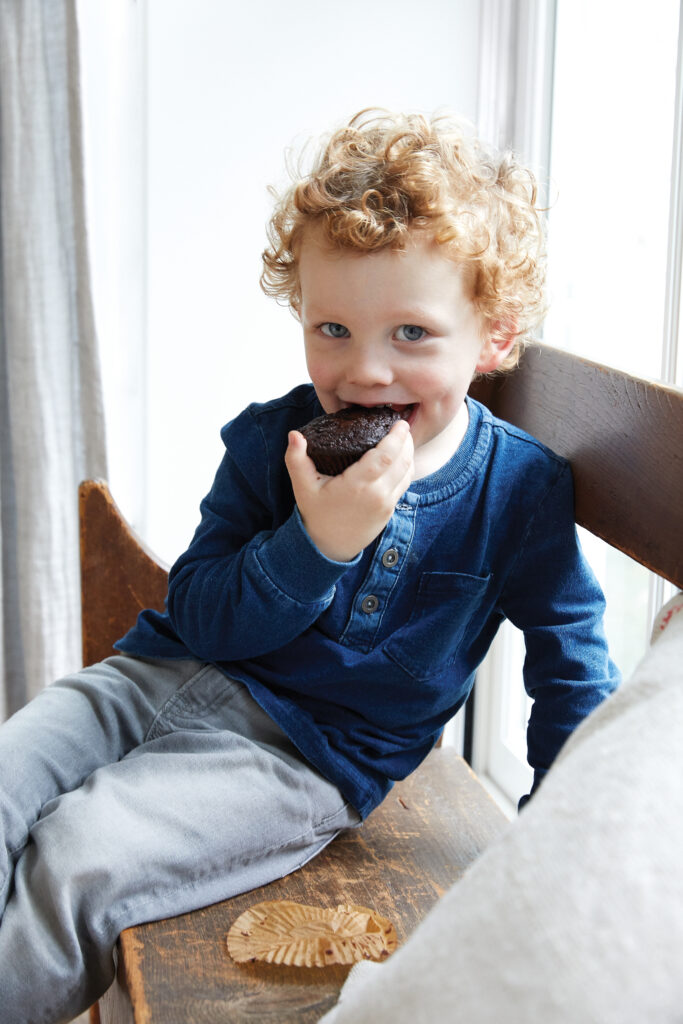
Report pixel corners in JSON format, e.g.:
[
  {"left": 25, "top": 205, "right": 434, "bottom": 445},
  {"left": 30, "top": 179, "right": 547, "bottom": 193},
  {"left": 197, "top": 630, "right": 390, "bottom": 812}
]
[{"left": 469, "top": 0, "right": 683, "bottom": 813}]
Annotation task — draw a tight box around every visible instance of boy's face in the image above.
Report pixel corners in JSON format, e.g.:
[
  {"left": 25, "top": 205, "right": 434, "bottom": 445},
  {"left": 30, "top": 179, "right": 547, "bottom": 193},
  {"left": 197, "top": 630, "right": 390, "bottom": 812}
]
[{"left": 298, "top": 228, "right": 511, "bottom": 476}]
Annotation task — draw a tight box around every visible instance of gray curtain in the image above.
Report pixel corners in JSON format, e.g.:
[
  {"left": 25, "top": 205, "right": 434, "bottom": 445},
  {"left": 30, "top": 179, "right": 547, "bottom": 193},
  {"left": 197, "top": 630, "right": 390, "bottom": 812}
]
[{"left": 0, "top": 0, "right": 108, "bottom": 719}]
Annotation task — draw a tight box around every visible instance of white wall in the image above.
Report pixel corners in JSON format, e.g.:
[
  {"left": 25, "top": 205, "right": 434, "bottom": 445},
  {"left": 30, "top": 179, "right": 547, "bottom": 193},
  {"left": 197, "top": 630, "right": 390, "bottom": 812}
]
[
  {"left": 81, "top": 0, "right": 482, "bottom": 564},
  {"left": 78, "top": 0, "right": 147, "bottom": 537}
]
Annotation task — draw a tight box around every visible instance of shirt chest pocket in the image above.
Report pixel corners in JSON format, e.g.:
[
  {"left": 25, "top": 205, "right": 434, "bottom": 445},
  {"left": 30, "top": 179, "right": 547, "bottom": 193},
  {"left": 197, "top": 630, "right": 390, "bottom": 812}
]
[{"left": 384, "top": 570, "right": 491, "bottom": 681}]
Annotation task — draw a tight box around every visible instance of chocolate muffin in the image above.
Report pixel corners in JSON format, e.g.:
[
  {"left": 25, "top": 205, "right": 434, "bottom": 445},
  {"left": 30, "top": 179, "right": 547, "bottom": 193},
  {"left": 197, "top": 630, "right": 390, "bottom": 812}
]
[{"left": 300, "top": 405, "right": 402, "bottom": 475}]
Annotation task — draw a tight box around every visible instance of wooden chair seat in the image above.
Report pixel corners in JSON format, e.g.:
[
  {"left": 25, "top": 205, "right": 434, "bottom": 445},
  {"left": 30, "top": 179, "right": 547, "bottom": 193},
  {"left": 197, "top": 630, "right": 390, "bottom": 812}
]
[
  {"left": 81, "top": 478, "right": 507, "bottom": 1023},
  {"left": 94, "top": 746, "right": 504, "bottom": 1023},
  {"left": 82, "top": 343, "right": 683, "bottom": 1022}
]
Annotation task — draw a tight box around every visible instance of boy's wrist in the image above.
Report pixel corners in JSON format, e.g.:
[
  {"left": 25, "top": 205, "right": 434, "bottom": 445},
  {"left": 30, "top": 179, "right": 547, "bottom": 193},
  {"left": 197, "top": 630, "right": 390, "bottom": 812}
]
[
  {"left": 298, "top": 513, "right": 363, "bottom": 564},
  {"left": 255, "top": 507, "right": 360, "bottom": 606}
]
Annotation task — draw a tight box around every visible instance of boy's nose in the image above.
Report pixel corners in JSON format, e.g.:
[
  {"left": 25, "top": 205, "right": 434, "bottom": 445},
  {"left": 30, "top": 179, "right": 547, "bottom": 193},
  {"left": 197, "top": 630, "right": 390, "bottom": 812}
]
[{"left": 344, "top": 345, "right": 394, "bottom": 389}]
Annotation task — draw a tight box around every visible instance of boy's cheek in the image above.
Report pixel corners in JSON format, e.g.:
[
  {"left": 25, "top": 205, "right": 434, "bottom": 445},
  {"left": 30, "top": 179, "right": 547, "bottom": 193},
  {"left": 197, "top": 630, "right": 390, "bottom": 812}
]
[
  {"left": 303, "top": 360, "right": 334, "bottom": 408},
  {"left": 307, "top": 378, "right": 338, "bottom": 414}
]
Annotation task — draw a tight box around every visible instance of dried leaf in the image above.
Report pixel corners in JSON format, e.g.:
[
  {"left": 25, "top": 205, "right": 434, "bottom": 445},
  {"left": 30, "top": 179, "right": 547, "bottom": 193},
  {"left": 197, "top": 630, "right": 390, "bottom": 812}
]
[{"left": 227, "top": 900, "right": 397, "bottom": 967}]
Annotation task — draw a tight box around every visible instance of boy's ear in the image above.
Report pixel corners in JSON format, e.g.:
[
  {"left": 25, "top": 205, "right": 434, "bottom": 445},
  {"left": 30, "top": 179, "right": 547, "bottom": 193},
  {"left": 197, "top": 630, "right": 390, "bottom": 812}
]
[{"left": 475, "top": 320, "right": 517, "bottom": 374}]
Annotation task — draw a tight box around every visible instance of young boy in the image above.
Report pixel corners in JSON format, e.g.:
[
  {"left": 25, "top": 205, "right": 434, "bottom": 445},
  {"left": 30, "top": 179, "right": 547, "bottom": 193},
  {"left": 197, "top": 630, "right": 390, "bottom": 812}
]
[{"left": 0, "top": 110, "right": 619, "bottom": 1023}]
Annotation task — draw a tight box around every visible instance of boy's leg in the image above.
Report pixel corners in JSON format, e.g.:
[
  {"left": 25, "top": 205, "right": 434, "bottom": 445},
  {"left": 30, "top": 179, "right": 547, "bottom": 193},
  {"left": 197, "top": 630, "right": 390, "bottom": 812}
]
[
  {"left": 0, "top": 654, "right": 205, "bottom": 916},
  {"left": 0, "top": 665, "right": 360, "bottom": 1024}
]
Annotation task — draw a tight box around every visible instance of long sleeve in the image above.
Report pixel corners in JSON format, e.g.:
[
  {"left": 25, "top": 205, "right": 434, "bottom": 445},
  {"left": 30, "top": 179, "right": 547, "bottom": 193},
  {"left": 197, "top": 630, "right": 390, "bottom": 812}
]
[
  {"left": 165, "top": 408, "right": 359, "bottom": 663},
  {"left": 499, "top": 463, "right": 620, "bottom": 786}
]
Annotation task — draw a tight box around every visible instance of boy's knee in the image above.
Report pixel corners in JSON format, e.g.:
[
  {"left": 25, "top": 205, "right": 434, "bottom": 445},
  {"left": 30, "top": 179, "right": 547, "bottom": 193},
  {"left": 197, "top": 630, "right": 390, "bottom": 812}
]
[{"left": 25, "top": 789, "right": 115, "bottom": 913}]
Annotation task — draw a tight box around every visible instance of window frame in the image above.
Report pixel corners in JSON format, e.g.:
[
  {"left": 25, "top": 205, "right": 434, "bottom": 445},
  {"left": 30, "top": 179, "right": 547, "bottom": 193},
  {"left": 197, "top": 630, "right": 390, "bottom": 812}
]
[{"left": 469, "top": 0, "right": 683, "bottom": 809}]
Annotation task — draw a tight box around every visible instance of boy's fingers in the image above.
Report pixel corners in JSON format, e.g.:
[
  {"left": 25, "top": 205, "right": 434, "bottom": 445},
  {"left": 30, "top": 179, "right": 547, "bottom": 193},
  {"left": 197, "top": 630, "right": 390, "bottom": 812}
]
[
  {"left": 354, "top": 420, "right": 414, "bottom": 482},
  {"left": 388, "top": 418, "right": 413, "bottom": 452},
  {"left": 285, "top": 431, "right": 319, "bottom": 491},
  {"left": 376, "top": 419, "right": 412, "bottom": 459}
]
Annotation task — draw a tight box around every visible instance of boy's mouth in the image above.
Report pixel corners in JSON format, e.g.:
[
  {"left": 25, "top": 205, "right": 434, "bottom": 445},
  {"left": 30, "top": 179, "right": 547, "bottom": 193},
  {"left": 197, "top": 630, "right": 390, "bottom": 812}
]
[{"left": 344, "top": 401, "right": 417, "bottom": 424}]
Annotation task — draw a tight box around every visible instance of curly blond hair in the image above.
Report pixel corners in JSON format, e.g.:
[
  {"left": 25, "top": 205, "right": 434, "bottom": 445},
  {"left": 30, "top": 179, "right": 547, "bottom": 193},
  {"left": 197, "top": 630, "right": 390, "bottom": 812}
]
[{"left": 261, "top": 109, "right": 547, "bottom": 369}]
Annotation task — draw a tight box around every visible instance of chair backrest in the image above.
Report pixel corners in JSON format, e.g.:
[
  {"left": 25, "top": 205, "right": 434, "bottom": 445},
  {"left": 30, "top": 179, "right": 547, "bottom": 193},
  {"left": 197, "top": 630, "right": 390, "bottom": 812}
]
[
  {"left": 80, "top": 343, "right": 683, "bottom": 666},
  {"left": 79, "top": 480, "right": 169, "bottom": 667},
  {"left": 469, "top": 343, "right": 683, "bottom": 589}
]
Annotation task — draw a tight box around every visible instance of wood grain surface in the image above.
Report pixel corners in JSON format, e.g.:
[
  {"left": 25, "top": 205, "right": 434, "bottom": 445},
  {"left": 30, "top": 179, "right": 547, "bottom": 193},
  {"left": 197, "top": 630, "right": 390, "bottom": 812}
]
[
  {"left": 99, "top": 749, "right": 507, "bottom": 1024},
  {"left": 471, "top": 343, "right": 683, "bottom": 587},
  {"left": 79, "top": 480, "right": 169, "bottom": 667}
]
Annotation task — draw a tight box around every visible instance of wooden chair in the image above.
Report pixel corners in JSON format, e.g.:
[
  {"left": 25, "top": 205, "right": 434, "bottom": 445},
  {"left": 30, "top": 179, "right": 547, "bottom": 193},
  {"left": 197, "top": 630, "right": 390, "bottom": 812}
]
[{"left": 82, "top": 343, "right": 683, "bottom": 1023}]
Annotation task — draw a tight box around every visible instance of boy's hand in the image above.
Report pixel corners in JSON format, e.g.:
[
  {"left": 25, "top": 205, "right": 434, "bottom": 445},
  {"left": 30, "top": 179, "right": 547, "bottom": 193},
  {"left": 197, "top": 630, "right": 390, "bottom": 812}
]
[{"left": 285, "top": 420, "right": 414, "bottom": 562}]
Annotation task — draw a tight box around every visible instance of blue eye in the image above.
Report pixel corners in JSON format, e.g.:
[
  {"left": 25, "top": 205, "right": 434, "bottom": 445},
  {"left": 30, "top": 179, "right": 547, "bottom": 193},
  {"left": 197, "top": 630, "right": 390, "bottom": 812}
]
[
  {"left": 396, "top": 325, "right": 426, "bottom": 342},
  {"left": 320, "top": 322, "right": 350, "bottom": 338}
]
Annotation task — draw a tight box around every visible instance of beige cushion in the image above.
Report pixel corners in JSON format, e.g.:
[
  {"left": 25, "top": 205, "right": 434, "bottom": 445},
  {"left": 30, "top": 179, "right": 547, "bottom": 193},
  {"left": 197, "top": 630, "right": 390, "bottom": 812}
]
[{"left": 319, "top": 596, "right": 683, "bottom": 1024}]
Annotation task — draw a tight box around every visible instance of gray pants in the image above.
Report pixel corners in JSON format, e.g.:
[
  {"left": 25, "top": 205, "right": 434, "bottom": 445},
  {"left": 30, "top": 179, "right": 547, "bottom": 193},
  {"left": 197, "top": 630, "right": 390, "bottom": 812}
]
[{"left": 0, "top": 655, "right": 359, "bottom": 1024}]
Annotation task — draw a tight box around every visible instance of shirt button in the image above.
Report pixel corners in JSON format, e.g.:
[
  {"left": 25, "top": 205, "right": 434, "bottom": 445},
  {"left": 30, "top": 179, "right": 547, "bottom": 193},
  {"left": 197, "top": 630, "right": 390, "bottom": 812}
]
[
  {"left": 381, "top": 547, "right": 399, "bottom": 568},
  {"left": 361, "top": 594, "right": 379, "bottom": 614}
]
